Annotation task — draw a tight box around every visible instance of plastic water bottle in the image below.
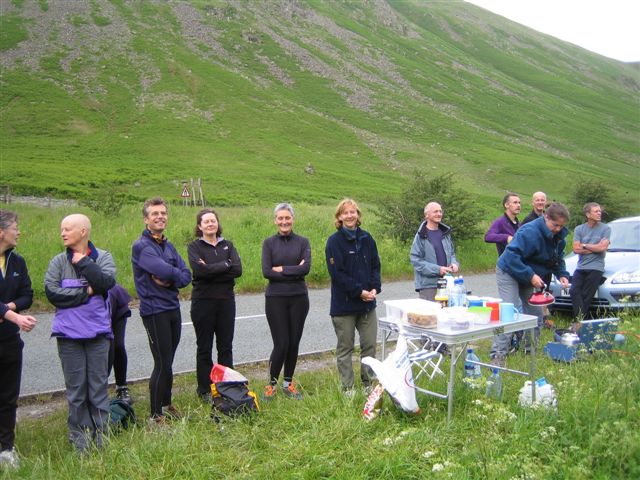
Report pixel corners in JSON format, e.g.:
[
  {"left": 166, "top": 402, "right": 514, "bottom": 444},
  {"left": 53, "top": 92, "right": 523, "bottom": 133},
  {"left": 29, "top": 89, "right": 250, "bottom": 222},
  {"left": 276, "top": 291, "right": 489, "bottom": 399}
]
[
  {"left": 486, "top": 368, "right": 503, "bottom": 400},
  {"left": 464, "top": 348, "right": 482, "bottom": 378},
  {"left": 449, "top": 277, "right": 467, "bottom": 307}
]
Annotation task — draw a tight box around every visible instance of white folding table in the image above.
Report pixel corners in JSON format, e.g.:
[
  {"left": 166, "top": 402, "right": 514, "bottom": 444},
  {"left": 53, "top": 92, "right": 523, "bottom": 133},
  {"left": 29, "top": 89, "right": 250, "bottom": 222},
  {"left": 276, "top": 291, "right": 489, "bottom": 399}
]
[{"left": 379, "top": 314, "right": 539, "bottom": 422}]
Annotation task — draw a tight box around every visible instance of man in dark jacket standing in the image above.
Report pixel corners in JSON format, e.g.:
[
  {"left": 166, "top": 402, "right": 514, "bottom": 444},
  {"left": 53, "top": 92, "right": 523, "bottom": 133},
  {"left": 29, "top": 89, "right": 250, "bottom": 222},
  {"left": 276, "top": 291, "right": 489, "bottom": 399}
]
[
  {"left": 326, "top": 198, "right": 381, "bottom": 396},
  {"left": 489, "top": 203, "right": 571, "bottom": 366},
  {"left": 132, "top": 198, "right": 191, "bottom": 425}
]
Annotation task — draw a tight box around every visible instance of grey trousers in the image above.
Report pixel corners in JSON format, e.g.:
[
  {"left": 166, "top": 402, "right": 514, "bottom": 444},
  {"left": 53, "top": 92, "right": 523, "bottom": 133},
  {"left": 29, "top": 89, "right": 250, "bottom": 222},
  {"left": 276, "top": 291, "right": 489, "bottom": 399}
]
[
  {"left": 490, "top": 268, "right": 543, "bottom": 358},
  {"left": 331, "top": 309, "right": 378, "bottom": 389},
  {"left": 418, "top": 288, "right": 437, "bottom": 301},
  {"left": 57, "top": 336, "right": 110, "bottom": 452}
]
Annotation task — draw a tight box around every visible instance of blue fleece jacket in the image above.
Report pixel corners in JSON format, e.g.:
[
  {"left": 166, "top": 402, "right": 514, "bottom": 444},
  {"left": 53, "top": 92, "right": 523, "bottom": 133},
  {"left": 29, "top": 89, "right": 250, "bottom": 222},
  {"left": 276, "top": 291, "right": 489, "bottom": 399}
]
[
  {"left": 325, "top": 227, "right": 381, "bottom": 316},
  {"left": 132, "top": 230, "right": 191, "bottom": 317},
  {"left": 497, "top": 216, "right": 570, "bottom": 285}
]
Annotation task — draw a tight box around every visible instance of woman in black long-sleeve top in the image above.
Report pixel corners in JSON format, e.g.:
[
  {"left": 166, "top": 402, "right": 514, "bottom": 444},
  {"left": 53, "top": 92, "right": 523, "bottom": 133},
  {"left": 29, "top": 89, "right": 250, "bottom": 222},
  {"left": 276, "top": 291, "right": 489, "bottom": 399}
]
[
  {"left": 188, "top": 209, "right": 242, "bottom": 401},
  {"left": 261, "top": 203, "right": 311, "bottom": 400}
]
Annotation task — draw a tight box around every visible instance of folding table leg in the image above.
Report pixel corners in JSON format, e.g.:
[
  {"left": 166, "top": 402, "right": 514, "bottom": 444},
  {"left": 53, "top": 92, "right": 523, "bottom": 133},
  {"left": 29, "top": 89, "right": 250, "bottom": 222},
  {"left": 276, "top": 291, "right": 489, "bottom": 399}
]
[
  {"left": 447, "top": 344, "right": 457, "bottom": 423},
  {"left": 529, "top": 327, "right": 537, "bottom": 402}
]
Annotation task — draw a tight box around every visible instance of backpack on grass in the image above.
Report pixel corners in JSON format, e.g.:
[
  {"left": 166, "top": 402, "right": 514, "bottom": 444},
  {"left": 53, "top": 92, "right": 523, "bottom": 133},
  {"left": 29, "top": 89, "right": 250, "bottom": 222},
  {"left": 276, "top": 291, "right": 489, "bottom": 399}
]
[
  {"left": 109, "top": 398, "right": 136, "bottom": 430},
  {"left": 209, "top": 364, "right": 259, "bottom": 417}
]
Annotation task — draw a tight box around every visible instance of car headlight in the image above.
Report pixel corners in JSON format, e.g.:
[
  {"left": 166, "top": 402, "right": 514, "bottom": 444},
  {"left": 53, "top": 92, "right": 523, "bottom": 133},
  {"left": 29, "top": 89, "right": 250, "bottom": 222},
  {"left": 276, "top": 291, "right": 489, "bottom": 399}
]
[{"left": 611, "top": 271, "right": 640, "bottom": 284}]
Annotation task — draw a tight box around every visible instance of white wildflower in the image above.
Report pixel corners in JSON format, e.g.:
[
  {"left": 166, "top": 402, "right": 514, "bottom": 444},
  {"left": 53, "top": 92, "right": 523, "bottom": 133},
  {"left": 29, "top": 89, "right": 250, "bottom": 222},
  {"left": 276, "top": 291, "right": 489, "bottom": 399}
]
[
  {"left": 383, "top": 437, "right": 394, "bottom": 446},
  {"left": 432, "top": 463, "right": 444, "bottom": 472},
  {"left": 422, "top": 451, "right": 435, "bottom": 458}
]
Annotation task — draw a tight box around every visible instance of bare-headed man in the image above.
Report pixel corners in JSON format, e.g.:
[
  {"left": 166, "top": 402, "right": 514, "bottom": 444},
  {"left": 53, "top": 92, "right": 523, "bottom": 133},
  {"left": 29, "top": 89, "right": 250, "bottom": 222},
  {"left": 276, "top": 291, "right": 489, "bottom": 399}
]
[
  {"left": 410, "top": 202, "right": 459, "bottom": 301},
  {"left": 570, "top": 203, "right": 611, "bottom": 320},
  {"left": 522, "top": 191, "right": 547, "bottom": 225},
  {"left": 45, "top": 214, "right": 115, "bottom": 453},
  {"left": 132, "top": 198, "right": 191, "bottom": 425},
  {"left": 484, "top": 192, "right": 521, "bottom": 257}
]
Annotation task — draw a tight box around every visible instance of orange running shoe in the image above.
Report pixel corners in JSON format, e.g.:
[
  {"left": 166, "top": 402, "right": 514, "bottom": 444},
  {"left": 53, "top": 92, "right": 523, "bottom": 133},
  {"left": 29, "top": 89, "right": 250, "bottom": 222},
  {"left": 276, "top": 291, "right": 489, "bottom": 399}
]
[
  {"left": 282, "top": 381, "right": 303, "bottom": 400},
  {"left": 263, "top": 384, "right": 277, "bottom": 401}
]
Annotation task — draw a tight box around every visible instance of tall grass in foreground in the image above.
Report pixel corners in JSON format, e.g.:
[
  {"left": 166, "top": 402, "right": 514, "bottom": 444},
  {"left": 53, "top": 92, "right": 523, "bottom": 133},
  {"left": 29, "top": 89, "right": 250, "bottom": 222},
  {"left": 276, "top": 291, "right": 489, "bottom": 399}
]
[
  {"left": 6, "top": 202, "right": 496, "bottom": 309},
  {"left": 9, "top": 315, "right": 639, "bottom": 479}
]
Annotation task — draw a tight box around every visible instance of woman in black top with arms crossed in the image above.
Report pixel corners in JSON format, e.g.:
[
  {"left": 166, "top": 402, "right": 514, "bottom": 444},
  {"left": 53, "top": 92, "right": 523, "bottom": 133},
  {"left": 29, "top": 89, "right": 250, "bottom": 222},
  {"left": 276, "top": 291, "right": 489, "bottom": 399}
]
[
  {"left": 188, "top": 209, "right": 242, "bottom": 401},
  {"left": 262, "top": 203, "right": 311, "bottom": 400}
]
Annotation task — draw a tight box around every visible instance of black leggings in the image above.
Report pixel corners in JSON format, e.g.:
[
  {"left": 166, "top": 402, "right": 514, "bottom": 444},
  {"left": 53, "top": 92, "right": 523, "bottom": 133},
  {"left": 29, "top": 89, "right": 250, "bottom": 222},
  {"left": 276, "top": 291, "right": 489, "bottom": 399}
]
[
  {"left": 0, "top": 335, "right": 23, "bottom": 451},
  {"left": 108, "top": 316, "right": 128, "bottom": 386},
  {"left": 142, "top": 310, "right": 182, "bottom": 417},
  {"left": 265, "top": 294, "right": 309, "bottom": 384},
  {"left": 191, "top": 297, "right": 236, "bottom": 395}
]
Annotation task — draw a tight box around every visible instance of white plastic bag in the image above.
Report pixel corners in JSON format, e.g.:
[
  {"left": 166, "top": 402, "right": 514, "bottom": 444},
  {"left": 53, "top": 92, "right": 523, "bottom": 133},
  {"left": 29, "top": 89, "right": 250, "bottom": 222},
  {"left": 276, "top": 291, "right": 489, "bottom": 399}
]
[
  {"left": 518, "top": 378, "right": 557, "bottom": 410},
  {"left": 362, "top": 335, "right": 419, "bottom": 413}
]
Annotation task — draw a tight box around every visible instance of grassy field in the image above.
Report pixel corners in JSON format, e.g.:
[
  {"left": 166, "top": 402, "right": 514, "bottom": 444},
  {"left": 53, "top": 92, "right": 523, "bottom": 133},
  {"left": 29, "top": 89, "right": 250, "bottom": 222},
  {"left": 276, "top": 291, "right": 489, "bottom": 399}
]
[
  {"left": 1, "top": 1, "right": 638, "bottom": 210},
  {"left": 8, "top": 313, "right": 640, "bottom": 479}
]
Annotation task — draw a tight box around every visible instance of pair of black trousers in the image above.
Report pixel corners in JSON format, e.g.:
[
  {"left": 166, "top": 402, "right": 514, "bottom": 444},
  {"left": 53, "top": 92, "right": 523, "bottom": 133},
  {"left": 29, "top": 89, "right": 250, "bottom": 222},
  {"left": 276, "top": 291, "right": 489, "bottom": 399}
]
[
  {"left": 142, "top": 310, "right": 182, "bottom": 417},
  {"left": 265, "top": 294, "right": 309, "bottom": 383},
  {"left": 108, "top": 316, "right": 128, "bottom": 386},
  {"left": 570, "top": 269, "right": 603, "bottom": 320},
  {"left": 0, "top": 335, "right": 23, "bottom": 451},
  {"left": 190, "top": 297, "right": 236, "bottom": 395}
]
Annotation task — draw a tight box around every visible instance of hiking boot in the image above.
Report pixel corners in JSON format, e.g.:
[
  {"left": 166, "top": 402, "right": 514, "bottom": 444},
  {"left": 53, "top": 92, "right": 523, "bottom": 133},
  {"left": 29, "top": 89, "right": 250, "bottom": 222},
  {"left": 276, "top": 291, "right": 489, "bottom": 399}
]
[
  {"left": 199, "top": 391, "right": 213, "bottom": 404},
  {"left": 262, "top": 384, "right": 277, "bottom": 401},
  {"left": 343, "top": 388, "right": 356, "bottom": 399},
  {"left": 282, "top": 382, "right": 303, "bottom": 400},
  {"left": 147, "top": 415, "right": 168, "bottom": 429},
  {"left": 162, "top": 404, "right": 182, "bottom": 420},
  {"left": 0, "top": 448, "right": 19, "bottom": 469},
  {"left": 116, "top": 386, "right": 132, "bottom": 405}
]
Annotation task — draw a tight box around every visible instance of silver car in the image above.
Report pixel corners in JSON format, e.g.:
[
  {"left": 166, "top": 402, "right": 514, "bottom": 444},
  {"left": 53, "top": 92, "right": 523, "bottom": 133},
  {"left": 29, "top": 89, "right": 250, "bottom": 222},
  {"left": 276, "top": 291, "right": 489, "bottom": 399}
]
[{"left": 549, "top": 215, "right": 640, "bottom": 313}]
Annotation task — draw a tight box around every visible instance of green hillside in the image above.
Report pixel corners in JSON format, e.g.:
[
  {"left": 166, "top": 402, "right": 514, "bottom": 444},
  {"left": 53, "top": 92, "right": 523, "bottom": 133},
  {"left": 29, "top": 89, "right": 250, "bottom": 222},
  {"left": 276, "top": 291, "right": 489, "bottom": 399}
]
[{"left": 1, "top": 0, "right": 638, "bottom": 208}]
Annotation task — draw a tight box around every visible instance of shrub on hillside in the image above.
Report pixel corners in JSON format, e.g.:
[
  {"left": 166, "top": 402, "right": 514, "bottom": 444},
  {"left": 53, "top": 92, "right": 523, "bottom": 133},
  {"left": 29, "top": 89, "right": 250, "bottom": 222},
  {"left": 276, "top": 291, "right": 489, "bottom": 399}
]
[
  {"left": 377, "top": 171, "right": 484, "bottom": 243},
  {"left": 566, "top": 178, "right": 632, "bottom": 228},
  {"left": 80, "top": 188, "right": 126, "bottom": 218}
]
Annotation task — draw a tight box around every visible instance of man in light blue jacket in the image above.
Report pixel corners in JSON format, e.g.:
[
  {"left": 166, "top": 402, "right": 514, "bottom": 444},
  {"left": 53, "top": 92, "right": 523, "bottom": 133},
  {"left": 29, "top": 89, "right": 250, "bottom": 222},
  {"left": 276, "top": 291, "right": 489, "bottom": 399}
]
[{"left": 410, "top": 202, "right": 459, "bottom": 301}]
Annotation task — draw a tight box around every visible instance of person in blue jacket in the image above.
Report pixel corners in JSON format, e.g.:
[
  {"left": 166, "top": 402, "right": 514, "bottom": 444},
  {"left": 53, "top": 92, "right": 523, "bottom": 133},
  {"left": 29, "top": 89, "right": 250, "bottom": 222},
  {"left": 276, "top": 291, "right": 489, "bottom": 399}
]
[
  {"left": 132, "top": 198, "right": 191, "bottom": 424},
  {"left": 0, "top": 210, "right": 37, "bottom": 469},
  {"left": 490, "top": 203, "right": 570, "bottom": 366},
  {"left": 325, "top": 198, "right": 381, "bottom": 395}
]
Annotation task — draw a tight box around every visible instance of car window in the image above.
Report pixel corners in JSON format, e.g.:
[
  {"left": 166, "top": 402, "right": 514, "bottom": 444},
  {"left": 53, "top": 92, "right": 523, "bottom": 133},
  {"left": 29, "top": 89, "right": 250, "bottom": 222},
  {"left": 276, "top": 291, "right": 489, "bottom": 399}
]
[{"left": 608, "top": 221, "right": 640, "bottom": 251}]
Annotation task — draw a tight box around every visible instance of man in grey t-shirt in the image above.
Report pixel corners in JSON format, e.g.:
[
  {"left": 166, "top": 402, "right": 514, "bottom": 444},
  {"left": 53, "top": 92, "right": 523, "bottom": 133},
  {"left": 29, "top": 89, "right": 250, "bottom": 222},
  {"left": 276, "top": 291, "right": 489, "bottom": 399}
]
[{"left": 570, "top": 203, "right": 611, "bottom": 319}]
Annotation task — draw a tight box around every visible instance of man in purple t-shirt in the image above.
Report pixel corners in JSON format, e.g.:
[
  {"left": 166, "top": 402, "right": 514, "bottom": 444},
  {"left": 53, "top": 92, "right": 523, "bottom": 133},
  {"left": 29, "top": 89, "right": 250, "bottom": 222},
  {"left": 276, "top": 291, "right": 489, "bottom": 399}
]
[{"left": 484, "top": 192, "right": 521, "bottom": 257}]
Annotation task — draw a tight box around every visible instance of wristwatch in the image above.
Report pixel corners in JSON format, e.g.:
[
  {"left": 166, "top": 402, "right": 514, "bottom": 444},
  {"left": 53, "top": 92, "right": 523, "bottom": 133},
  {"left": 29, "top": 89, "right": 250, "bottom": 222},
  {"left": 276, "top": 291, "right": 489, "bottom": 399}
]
[{"left": 582, "top": 243, "right": 588, "bottom": 250}]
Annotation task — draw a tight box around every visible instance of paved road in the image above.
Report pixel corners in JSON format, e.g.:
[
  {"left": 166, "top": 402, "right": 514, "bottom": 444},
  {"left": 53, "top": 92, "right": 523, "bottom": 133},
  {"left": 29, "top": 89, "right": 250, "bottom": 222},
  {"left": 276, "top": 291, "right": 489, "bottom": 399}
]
[{"left": 20, "top": 274, "right": 498, "bottom": 396}]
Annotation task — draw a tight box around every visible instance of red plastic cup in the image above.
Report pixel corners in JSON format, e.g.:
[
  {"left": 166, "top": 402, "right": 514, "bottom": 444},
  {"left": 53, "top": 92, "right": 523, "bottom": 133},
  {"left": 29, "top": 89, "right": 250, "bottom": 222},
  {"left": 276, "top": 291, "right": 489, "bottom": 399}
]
[{"left": 486, "top": 301, "right": 501, "bottom": 321}]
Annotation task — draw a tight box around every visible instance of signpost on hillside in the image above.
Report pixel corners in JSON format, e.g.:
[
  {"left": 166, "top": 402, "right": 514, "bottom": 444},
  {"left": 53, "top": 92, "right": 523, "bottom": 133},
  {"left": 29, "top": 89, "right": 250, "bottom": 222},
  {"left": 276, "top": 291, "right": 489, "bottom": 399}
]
[
  {"left": 181, "top": 178, "right": 204, "bottom": 207},
  {"left": 181, "top": 182, "right": 191, "bottom": 206}
]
